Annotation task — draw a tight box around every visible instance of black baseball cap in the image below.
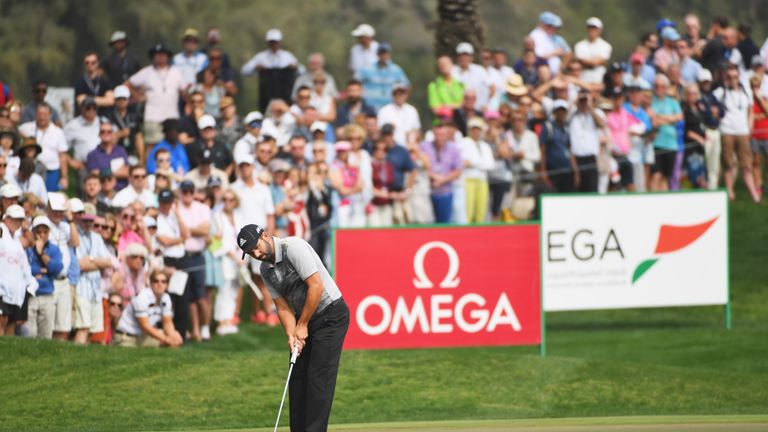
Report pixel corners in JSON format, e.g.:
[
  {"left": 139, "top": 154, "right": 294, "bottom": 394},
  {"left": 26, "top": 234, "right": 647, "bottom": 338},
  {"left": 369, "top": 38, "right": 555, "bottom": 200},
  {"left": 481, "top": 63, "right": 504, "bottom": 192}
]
[
  {"left": 237, "top": 224, "right": 264, "bottom": 259},
  {"left": 179, "top": 180, "right": 195, "bottom": 191},
  {"left": 158, "top": 188, "right": 174, "bottom": 203}
]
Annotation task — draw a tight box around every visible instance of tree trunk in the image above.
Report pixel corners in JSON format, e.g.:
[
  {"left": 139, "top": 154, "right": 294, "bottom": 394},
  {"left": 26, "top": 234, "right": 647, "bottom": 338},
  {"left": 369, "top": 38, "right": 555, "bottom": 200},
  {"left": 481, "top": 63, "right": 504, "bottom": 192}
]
[{"left": 434, "top": 0, "right": 485, "bottom": 61}]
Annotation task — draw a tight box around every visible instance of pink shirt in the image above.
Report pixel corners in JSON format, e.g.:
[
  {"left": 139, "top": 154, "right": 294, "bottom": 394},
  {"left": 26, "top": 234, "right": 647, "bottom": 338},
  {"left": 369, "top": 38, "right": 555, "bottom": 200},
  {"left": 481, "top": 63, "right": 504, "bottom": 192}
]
[
  {"left": 177, "top": 201, "right": 211, "bottom": 252},
  {"left": 117, "top": 230, "right": 145, "bottom": 254},
  {"left": 607, "top": 108, "right": 639, "bottom": 156},
  {"left": 118, "top": 262, "right": 146, "bottom": 304}
]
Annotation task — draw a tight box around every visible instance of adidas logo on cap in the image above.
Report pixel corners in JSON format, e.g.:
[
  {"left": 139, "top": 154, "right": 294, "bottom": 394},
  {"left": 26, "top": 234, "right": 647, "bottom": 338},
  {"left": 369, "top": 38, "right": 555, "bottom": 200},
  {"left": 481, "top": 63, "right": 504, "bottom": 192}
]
[{"left": 239, "top": 238, "right": 246, "bottom": 246}]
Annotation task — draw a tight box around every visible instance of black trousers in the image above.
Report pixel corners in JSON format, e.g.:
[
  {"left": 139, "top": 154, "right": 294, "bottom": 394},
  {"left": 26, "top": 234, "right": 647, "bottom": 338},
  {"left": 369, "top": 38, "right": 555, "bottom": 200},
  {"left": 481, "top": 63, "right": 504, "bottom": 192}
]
[
  {"left": 164, "top": 256, "right": 189, "bottom": 341},
  {"left": 575, "top": 155, "right": 598, "bottom": 192},
  {"left": 289, "top": 298, "right": 350, "bottom": 432}
]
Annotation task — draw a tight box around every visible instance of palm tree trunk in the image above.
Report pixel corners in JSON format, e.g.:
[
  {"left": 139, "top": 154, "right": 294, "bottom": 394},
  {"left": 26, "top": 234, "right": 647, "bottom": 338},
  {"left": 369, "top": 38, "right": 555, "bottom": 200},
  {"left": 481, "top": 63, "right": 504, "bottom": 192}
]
[{"left": 434, "top": 0, "right": 485, "bottom": 60}]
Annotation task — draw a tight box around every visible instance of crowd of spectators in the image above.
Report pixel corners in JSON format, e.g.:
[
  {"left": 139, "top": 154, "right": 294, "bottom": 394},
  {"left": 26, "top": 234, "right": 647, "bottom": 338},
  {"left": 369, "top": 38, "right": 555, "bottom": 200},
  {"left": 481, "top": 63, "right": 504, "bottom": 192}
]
[{"left": 0, "top": 13, "right": 767, "bottom": 346}]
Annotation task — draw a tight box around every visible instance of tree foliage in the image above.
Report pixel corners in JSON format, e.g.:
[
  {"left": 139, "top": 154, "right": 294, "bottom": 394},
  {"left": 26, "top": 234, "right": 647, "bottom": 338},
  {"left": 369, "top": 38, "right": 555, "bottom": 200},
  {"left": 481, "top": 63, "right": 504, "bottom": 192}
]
[{"left": 1, "top": 0, "right": 766, "bottom": 114}]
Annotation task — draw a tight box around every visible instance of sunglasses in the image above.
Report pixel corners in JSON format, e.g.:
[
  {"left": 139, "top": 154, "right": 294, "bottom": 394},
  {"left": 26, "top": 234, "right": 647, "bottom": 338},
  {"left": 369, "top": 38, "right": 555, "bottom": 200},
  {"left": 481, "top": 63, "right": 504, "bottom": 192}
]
[
  {"left": 181, "top": 189, "right": 195, "bottom": 195},
  {"left": 151, "top": 278, "right": 168, "bottom": 284},
  {"left": 34, "top": 88, "right": 47, "bottom": 93},
  {"left": 93, "top": 223, "right": 106, "bottom": 229},
  {"left": 132, "top": 174, "right": 146, "bottom": 179},
  {"left": 99, "top": 129, "right": 113, "bottom": 135},
  {"left": 223, "top": 197, "right": 236, "bottom": 202},
  {"left": 122, "top": 214, "right": 135, "bottom": 220},
  {"left": 109, "top": 301, "right": 122, "bottom": 307}
]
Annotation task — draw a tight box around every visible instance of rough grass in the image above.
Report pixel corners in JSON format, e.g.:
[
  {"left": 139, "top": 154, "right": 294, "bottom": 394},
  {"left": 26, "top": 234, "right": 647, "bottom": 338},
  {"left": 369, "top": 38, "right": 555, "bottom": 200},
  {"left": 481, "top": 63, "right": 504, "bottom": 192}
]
[{"left": 0, "top": 196, "right": 766, "bottom": 432}]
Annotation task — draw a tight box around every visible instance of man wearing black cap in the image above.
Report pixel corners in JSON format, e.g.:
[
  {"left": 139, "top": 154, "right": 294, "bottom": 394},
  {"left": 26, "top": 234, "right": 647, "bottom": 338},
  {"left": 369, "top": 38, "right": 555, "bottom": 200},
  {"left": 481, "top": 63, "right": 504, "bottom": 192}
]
[
  {"left": 177, "top": 180, "right": 211, "bottom": 341},
  {"left": 237, "top": 224, "right": 348, "bottom": 431},
  {"left": 125, "top": 43, "right": 185, "bottom": 147},
  {"left": 184, "top": 148, "right": 229, "bottom": 191}
]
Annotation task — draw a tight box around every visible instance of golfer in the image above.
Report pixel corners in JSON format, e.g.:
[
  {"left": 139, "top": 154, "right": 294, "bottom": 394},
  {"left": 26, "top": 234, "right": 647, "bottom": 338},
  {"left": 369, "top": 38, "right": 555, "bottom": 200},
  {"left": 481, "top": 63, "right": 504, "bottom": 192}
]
[{"left": 237, "top": 224, "right": 349, "bottom": 432}]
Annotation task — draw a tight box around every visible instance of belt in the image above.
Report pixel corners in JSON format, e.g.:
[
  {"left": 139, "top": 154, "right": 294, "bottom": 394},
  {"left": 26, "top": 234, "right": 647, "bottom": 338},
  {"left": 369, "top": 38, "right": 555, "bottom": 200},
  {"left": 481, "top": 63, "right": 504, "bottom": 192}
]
[
  {"left": 185, "top": 251, "right": 203, "bottom": 257},
  {"left": 55, "top": 276, "right": 67, "bottom": 281}
]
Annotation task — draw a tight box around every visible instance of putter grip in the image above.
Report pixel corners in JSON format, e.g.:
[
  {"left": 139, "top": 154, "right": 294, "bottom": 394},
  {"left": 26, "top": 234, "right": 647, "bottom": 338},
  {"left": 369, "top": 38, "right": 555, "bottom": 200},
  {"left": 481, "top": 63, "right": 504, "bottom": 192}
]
[{"left": 290, "top": 346, "right": 299, "bottom": 364}]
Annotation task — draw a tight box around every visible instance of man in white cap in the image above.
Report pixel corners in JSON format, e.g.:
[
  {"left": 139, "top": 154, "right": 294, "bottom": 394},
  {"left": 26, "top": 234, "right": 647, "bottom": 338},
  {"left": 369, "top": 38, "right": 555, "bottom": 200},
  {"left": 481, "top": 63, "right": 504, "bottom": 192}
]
[
  {"left": 189, "top": 114, "right": 233, "bottom": 175},
  {"left": 46, "top": 192, "right": 80, "bottom": 340},
  {"left": 349, "top": 23, "right": 379, "bottom": 74},
  {"left": 0, "top": 204, "right": 36, "bottom": 337},
  {"left": 101, "top": 30, "right": 140, "bottom": 89},
  {"left": 240, "top": 29, "right": 299, "bottom": 112},
  {"left": 0, "top": 183, "right": 21, "bottom": 213},
  {"left": 71, "top": 200, "right": 112, "bottom": 344},
  {"left": 25, "top": 215, "right": 63, "bottom": 339},
  {"left": 233, "top": 111, "right": 263, "bottom": 163},
  {"left": 452, "top": 42, "right": 491, "bottom": 111},
  {"left": 106, "top": 84, "right": 144, "bottom": 161},
  {"left": 292, "top": 53, "right": 338, "bottom": 100},
  {"left": 574, "top": 17, "right": 612, "bottom": 84}
]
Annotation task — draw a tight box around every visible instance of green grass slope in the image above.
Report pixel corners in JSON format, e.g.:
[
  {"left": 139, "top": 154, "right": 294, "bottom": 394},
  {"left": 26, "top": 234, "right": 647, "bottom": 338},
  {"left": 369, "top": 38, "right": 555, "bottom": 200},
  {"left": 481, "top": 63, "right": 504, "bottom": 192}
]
[{"left": 0, "top": 198, "right": 766, "bottom": 432}]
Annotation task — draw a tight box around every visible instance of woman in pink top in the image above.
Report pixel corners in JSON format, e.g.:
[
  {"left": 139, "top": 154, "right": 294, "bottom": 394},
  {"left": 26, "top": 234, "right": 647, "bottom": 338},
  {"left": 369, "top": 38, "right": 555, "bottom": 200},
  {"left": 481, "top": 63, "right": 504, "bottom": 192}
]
[
  {"left": 116, "top": 206, "right": 149, "bottom": 254},
  {"left": 606, "top": 90, "right": 640, "bottom": 191},
  {"left": 329, "top": 141, "right": 364, "bottom": 227}
]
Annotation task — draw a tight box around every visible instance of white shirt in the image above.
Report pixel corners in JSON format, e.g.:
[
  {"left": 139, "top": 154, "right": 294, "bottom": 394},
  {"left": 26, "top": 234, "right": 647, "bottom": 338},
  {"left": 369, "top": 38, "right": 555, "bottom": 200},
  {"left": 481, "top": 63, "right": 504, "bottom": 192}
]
[
  {"left": 569, "top": 110, "right": 603, "bottom": 156},
  {"left": 232, "top": 132, "right": 258, "bottom": 164},
  {"left": 485, "top": 66, "right": 506, "bottom": 110},
  {"left": 112, "top": 186, "right": 156, "bottom": 208},
  {"left": 458, "top": 137, "right": 495, "bottom": 180},
  {"left": 172, "top": 51, "right": 208, "bottom": 87},
  {"left": 63, "top": 116, "right": 101, "bottom": 162},
  {"left": 504, "top": 129, "right": 541, "bottom": 172},
  {"left": 49, "top": 219, "right": 72, "bottom": 279},
  {"left": 241, "top": 49, "right": 298, "bottom": 75},
  {"left": 376, "top": 102, "right": 421, "bottom": 145},
  {"left": 9, "top": 172, "right": 47, "bottom": 204},
  {"left": 0, "top": 223, "right": 37, "bottom": 306},
  {"left": 574, "top": 37, "right": 612, "bottom": 84},
  {"left": 349, "top": 41, "right": 380, "bottom": 73},
  {"left": 529, "top": 26, "right": 560, "bottom": 74},
  {"left": 117, "top": 288, "right": 173, "bottom": 336},
  {"left": 129, "top": 65, "right": 185, "bottom": 123},
  {"left": 713, "top": 86, "right": 753, "bottom": 135},
  {"left": 156, "top": 212, "right": 185, "bottom": 258},
  {"left": 452, "top": 63, "right": 491, "bottom": 110},
  {"left": 18, "top": 122, "right": 68, "bottom": 170},
  {"left": 230, "top": 179, "right": 275, "bottom": 231}
]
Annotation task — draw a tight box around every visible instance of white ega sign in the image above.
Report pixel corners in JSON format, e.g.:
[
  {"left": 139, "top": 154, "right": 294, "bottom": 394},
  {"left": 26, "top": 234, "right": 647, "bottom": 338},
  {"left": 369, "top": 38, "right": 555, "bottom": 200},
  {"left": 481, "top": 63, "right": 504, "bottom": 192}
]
[{"left": 540, "top": 192, "right": 728, "bottom": 312}]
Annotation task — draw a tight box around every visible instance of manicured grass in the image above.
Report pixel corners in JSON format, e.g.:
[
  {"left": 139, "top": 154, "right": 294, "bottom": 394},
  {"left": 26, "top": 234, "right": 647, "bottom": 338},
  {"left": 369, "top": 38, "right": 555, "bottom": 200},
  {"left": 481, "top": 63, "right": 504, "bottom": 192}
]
[{"left": 0, "top": 197, "right": 766, "bottom": 432}]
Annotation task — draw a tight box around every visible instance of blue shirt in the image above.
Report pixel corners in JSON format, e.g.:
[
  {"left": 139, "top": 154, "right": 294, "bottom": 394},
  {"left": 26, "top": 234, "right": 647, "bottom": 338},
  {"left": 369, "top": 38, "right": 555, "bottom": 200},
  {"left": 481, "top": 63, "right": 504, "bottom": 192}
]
[
  {"left": 356, "top": 61, "right": 409, "bottom": 112},
  {"left": 540, "top": 121, "right": 572, "bottom": 169},
  {"left": 146, "top": 139, "right": 190, "bottom": 174},
  {"left": 680, "top": 57, "right": 703, "bottom": 85},
  {"left": 67, "top": 246, "right": 80, "bottom": 287},
  {"left": 86, "top": 144, "right": 130, "bottom": 190},
  {"left": 386, "top": 145, "right": 416, "bottom": 191},
  {"left": 26, "top": 242, "right": 63, "bottom": 296},
  {"left": 651, "top": 96, "right": 682, "bottom": 150},
  {"left": 623, "top": 102, "right": 652, "bottom": 132}
]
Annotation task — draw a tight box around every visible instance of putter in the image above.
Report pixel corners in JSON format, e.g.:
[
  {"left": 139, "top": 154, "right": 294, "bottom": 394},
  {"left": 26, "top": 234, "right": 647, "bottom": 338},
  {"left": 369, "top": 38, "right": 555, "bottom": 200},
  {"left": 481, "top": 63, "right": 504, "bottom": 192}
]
[{"left": 274, "top": 344, "right": 300, "bottom": 432}]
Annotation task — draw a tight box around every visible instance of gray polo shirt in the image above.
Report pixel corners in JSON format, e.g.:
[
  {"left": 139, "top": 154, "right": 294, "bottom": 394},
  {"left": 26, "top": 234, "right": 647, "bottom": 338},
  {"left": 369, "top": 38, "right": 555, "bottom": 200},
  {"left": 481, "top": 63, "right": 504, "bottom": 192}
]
[{"left": 260, "top": 236, "right": 342, "bottom": 318}]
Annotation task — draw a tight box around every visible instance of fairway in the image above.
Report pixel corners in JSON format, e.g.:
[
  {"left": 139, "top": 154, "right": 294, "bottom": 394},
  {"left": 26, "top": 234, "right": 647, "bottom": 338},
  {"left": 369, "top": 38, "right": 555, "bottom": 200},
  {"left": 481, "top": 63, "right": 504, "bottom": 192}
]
[
  {"left": 176, "top": 415, "right": 768, "bottom": 431},
  {"left": 0, "top": 196, "right": 766, "bottom": 432}
]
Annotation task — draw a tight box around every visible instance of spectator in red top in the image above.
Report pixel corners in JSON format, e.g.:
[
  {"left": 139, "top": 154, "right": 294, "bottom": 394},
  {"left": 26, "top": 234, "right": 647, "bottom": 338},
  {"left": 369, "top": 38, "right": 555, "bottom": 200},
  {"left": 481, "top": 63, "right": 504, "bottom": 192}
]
[
  {"left": 750, "top": 74, "right": 768, "bottom": 195},
  {"left": 368, "top": 139, "right": 395, "bottom": 227}
]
